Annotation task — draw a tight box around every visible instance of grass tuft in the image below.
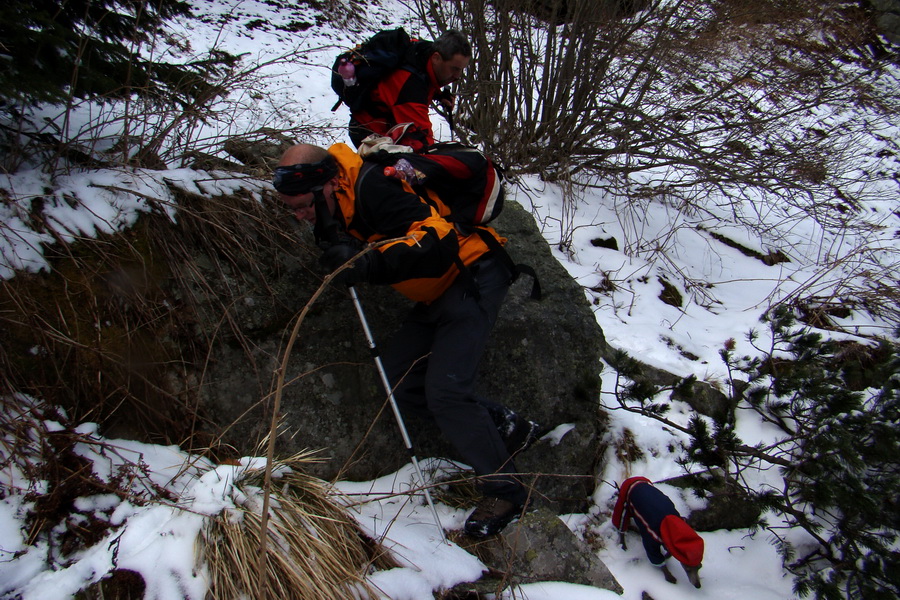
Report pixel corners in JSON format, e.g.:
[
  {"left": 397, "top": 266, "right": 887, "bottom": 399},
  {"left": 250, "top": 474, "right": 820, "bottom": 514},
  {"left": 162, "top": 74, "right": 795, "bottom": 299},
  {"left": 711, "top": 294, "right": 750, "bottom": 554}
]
[{"left": 199, "top": 452, "right": 397, "bottom": 600}]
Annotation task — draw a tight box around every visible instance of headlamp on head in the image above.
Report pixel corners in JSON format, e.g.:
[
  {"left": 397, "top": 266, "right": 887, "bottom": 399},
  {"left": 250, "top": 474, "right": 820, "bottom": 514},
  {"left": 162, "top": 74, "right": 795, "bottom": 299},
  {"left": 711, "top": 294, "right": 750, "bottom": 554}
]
[{"left": 272, "top": 156, "right": 339, "bottom": 196}]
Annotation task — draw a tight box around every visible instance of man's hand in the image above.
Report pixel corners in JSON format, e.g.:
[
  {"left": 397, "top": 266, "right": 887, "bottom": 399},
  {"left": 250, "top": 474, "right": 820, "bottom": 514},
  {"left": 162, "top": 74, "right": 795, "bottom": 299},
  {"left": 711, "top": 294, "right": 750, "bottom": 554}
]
[
  {"left": 436, "top": 87, "right": 455, "bottom": 113},
  {"left": 320, "top": 244, "right": 374, "bottom": 286}
]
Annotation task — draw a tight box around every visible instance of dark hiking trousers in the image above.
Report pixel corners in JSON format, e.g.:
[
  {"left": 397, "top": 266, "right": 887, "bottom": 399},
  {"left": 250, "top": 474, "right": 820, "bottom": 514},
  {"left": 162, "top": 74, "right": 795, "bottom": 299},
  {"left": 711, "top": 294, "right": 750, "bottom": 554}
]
[{"left": 380, "top": 253, "right": 529, "bottom": 505}]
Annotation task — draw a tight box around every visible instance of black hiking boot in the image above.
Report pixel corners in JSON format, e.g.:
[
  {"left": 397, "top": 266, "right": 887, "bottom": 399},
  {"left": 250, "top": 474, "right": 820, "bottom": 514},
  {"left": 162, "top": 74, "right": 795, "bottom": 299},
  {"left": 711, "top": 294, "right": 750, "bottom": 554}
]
[
  {"left": 505, "top": 420, "right": 551, "bottom": 456},
  {"left": 464, "top": 497, "right": 525, "bottom": 538}
]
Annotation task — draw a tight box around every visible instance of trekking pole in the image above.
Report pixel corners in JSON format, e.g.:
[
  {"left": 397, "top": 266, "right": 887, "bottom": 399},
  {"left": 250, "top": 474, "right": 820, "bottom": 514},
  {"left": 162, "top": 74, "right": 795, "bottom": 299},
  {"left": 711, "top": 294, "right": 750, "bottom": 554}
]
[
  {"left": 436, "top": 87, "right": 455, "bottom": 141},
  {"left": 347, "top": 285, "right": 447, "bottom": 543}
]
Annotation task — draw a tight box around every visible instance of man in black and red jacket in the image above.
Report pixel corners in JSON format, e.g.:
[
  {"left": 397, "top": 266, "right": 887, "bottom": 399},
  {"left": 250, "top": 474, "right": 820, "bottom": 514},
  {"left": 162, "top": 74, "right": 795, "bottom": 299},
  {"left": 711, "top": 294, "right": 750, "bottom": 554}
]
[{"left": 348, "top": 30, "right": 471, "bottom": 151}]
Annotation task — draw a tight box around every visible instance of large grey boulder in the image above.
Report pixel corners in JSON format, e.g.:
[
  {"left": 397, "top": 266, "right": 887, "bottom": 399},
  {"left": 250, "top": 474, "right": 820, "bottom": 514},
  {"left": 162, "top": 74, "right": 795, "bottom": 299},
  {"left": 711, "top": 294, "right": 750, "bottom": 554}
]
[
  {"left": 869, "top": 0, "right": 900, "bottom": 44},
  {"left": 194, "top": 198, "right": 608, "bottom": 513},
  {"left": 450, "top": 507, "right": 623, "bottom": 595}
]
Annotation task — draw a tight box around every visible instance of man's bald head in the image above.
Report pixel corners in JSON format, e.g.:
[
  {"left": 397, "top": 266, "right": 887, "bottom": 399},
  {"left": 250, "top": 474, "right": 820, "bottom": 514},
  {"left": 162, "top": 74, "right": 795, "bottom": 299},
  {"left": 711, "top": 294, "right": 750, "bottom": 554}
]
[
  {"left": 279, "top": 143, "right": 330, "bottom": 167},
  {"left": 274, "top": 144, "right": 338, "bottom": 225}
]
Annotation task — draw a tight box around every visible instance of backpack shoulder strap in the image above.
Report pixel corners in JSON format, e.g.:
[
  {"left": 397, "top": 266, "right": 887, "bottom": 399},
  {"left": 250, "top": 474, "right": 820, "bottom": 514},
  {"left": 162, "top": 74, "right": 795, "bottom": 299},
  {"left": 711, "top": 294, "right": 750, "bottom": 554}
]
[{"left": 472, "top": 228, "right": 541, "bottom": 300}]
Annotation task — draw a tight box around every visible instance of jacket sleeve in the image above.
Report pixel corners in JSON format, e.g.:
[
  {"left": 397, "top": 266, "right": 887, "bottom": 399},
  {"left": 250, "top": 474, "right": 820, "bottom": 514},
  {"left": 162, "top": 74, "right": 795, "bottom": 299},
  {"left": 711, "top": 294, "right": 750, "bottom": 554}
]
[
  {"left": 352, "top": 174, "right": 458, "bottom": 285},
  {"left": 378, "top": 69, "right": 435, "bottom": 148},
  {"left": 390, "top": 101, "right": 434, "bottom": 148}
]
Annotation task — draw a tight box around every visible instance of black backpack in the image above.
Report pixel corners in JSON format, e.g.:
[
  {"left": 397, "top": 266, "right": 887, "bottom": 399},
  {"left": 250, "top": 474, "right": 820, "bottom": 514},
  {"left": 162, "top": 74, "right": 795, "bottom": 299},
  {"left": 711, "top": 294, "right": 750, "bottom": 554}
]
[
  {"left": 330, "top": 28, "right": 416, "bottom": 113},
  {"left": 399, "top": 143, "right": 506, "bottom": 226},
  {"left": 362, "top": 144, "right": 541, "bottom": 299}
]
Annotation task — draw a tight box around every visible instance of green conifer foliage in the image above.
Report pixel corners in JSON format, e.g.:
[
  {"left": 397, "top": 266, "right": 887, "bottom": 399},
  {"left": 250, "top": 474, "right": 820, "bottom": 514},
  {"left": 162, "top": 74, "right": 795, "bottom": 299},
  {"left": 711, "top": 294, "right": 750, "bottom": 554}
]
[
  {"left": 615, "top": 306, "right": 899, "bottom": 598},
  {"left": 697, "top": 308, "right": 899, "bottom": 598},
  {"left": 0, "top": 0, "right": 222, "bottom": 105}
]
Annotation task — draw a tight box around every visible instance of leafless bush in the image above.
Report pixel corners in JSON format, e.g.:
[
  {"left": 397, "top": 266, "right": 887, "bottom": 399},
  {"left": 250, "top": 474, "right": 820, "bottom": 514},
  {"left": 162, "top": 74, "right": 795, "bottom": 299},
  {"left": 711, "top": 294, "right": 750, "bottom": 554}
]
[
  {"left": 0, "top": 41, "right": 334, "bottom": 175},
  {"left": 426, "top": 0, "right": 888, "bottom": 211},
  {"left": 419, "top": 0, "right": 899, "bottom": 332}
]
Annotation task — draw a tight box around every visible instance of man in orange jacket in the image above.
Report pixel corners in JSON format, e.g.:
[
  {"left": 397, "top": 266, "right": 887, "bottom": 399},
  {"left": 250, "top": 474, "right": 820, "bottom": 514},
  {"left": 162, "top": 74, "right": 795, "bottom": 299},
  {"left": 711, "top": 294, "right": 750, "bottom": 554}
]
[
  {"left": 273, "top": 142, "right": 545, "bottom": 538},
  {"left": 348, "top": 30, "right": 470, "bottom": 151}
]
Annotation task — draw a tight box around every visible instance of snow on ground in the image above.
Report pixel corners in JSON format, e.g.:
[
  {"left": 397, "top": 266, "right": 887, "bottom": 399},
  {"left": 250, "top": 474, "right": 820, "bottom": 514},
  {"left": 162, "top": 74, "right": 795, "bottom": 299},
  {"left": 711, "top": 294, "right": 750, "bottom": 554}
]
[{"left": 1, "top": 0, "right": 897, "bottom": 598}]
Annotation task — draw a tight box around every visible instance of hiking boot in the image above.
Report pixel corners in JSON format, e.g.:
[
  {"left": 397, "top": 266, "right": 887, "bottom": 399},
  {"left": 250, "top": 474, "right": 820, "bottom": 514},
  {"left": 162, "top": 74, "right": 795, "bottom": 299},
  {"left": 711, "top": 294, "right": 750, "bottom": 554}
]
[
  {"left": 505, "top": 420, "right": 551, "bottom": 456},
  {"left": 464, "top": 497, "right": 525, "bottom": 538}
]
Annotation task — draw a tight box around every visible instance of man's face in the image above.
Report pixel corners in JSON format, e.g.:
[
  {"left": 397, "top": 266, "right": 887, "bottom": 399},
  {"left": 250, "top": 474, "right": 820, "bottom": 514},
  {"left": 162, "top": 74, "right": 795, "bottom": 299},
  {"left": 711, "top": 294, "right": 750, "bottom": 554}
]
[
  {"left": 431, "top": 52, "right": 470, "bottom": 87},
  {"left": 281, "top": 191, "right": 316, "bottom": 222},
  {"left": 280, "top": 181, "right": 335, "bottom": 223}
]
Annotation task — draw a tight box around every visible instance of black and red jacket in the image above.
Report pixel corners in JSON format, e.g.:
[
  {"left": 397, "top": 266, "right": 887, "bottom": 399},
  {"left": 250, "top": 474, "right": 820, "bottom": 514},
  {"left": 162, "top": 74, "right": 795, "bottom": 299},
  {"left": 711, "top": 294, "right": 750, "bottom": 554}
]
[{"left": 351, "top": 41, "right": 440, "bottom": 151}]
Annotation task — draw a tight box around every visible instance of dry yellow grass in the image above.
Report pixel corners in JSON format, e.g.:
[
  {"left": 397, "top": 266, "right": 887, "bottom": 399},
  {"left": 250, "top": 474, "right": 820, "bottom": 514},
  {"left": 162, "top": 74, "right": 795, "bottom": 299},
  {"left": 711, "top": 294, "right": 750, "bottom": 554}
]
[{"left": 198, "top": 453, "right": 397, "bottom": 600}]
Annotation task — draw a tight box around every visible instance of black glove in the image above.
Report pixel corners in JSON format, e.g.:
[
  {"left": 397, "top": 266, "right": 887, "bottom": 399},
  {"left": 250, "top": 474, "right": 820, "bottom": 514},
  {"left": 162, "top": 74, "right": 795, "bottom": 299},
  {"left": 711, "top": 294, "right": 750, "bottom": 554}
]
[
  {"left": 319, "top": 244, "right": 374, "bottom": 286},
  {"left": 436, "top": 88, "right": 455, "bottom": 112}
]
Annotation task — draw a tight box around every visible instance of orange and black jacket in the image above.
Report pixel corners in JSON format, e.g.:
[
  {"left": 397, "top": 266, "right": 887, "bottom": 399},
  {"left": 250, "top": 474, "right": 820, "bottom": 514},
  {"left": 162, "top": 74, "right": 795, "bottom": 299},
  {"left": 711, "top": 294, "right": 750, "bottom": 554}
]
[
  {"left": 351, "top": 41, "right": 439, "bottom": 151},
  {"left": 328, "top": 143, "right": 503, "bottom": 304}
]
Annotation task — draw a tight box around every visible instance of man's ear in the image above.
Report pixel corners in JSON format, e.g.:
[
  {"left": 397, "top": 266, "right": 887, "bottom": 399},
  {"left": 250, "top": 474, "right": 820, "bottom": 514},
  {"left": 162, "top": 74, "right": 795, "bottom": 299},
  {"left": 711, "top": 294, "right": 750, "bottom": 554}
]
[{"left": 328, "top": 175, "right": 341, "bottom": 194}]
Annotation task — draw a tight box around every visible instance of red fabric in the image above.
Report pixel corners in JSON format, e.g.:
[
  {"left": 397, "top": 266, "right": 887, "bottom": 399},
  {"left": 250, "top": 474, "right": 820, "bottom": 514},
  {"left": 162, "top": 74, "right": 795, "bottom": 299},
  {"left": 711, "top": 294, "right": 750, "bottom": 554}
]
[
  {"left": 611, "top": 476, "right": 651, "bottom": 531},
  {"left": 420, "top": 154, "right": 472, "bottom": 179},
  {"left": 474, "top": 163, "right": 499, "bottom": 224},
  {"left": 353, "top": 59, "right": 439, "bottom": 151},
  {"left": 660, "top": 514, "right": 704, "bottom": 567}
]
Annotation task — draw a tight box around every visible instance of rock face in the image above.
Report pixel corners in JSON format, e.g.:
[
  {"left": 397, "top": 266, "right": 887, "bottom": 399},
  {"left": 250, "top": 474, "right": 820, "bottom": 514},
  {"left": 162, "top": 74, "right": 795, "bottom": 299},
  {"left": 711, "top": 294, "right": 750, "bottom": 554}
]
[
  {"left": 453, "top": 507, "right": 623, "bottom": 594},
  {"left": 869, "top": 0, "right": 900, "bottom": 44},
  {"left": 664, "top": 471, "right": 761, "bottom": 532},
  {"left": 0, "top": 139, "right": 758, "bottom": 591},
  {"left": 197, "top": 199, "right": 608, "bottom": 514}
]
